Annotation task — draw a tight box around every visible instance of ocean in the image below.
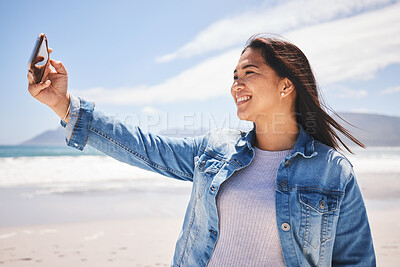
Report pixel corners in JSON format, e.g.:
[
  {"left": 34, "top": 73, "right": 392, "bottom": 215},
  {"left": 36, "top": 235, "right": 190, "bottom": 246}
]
[
  {"left": 0, "top": 145, "right": 192, "bottom": 194},
  {"left": 1, "top": 145, "right": 400, "bottom": 194},
  {"left": 0, "top": 145, "right": 103, "bottom": 158},
  {"left": 0, "top": 145, "right": 399, "bottom": 227},
  {"left": 0, "top": 146, "right": 193, "bottom": 226}
]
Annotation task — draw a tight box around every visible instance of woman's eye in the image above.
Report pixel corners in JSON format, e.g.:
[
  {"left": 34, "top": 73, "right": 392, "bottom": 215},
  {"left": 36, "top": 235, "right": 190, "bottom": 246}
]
[
  {"left": 246, "top": 71, "right": 254, "bottom": 75},
  {"left": 233, "top": 76, "right": 238, "bottom": 80}
]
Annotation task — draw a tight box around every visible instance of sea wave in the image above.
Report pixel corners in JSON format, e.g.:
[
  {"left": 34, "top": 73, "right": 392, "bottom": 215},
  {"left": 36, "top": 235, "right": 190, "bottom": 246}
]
[
  {"left": 1, "top": 147, "right": 399, "bottom": 195},
  {"left": 0, "top": 155, "right": 191, "bottom": 195}
]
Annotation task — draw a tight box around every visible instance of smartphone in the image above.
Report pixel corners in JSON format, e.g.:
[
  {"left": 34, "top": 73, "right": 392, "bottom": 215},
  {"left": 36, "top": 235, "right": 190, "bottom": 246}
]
[{"left": 28, "top": 33, "right": 50, "bottom": 84}]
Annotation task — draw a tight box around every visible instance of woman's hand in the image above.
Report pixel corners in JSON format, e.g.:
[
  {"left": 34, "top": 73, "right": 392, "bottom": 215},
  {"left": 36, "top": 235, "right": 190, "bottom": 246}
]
[{"left": 27, "top": 48, "right": 71, "bottom": 122}]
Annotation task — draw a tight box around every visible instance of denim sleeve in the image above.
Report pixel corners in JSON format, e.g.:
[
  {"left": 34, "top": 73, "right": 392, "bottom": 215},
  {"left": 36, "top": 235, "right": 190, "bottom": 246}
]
[
  {"left": 60, "top": 95, "right": 202, "bottom": 182},
  {"left": 332, "top": 173, "right": 376, "bottom": 266}
]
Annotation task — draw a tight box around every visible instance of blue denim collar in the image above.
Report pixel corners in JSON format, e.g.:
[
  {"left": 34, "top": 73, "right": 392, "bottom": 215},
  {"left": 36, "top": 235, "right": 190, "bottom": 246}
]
[{"left": 239, "top": 123, "right": 317, "bottom": 159}]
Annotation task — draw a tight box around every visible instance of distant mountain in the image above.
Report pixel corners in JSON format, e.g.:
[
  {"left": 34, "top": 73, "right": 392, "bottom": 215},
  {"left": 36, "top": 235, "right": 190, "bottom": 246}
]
[
  {"left": 19, "top": 112, "right": 400, "bottom": 147},
  {"left": 334, "top": 112, "right": 400, "bottom": 147},
  {"left": 20, "top": 127, "right": 66, "bottom": 146}
]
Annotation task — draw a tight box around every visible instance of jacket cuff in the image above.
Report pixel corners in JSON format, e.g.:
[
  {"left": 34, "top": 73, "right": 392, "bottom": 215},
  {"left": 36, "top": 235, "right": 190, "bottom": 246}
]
[{"left": 60, "top": 95, "right": 95, "bottom": 151}]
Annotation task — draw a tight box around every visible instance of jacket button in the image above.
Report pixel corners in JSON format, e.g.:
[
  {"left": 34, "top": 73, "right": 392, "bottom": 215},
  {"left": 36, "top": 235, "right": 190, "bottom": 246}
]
[
  {"left": 210, "top": 186, "right": 216, "bottom": 192},
  {"left": 199, "top": 160, "right": 206, "bottom": 168},
  {"left": 284, "top": 160, "right": 291, "bottom": 167},
  {"left": 319, "top": 199, "right": 326, "bottom": 209},
  {"left": 281, "top": 223, "right": 291, "bottom": 231},
  {"left": 280, "top": 180, "right": 288, "bottom": 187}
]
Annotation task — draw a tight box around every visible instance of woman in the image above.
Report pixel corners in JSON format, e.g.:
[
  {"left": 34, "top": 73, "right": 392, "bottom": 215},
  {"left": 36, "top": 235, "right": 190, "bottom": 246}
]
[{"left": 28, "top": 35, "right": 376, "bottom": 266}]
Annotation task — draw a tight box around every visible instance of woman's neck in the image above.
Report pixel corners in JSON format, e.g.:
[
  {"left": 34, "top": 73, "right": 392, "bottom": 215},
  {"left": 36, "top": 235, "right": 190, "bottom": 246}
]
[{"left": 254, "top": 114, "right": 299, "bottom": 151}]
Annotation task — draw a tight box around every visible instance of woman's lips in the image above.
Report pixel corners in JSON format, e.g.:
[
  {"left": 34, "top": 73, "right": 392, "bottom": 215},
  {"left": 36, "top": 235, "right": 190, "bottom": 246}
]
[{"left": 236, "top": 96, "right": 252, "bottom": 105}]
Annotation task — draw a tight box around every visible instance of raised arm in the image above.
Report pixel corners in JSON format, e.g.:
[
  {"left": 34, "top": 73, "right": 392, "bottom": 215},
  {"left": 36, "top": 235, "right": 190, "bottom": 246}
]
[
  {"left": 62, "top": 95, "right": 202, "bottom": 181},
  {"left": 28, "top": 57, "right": 202, "bottom": 182}
]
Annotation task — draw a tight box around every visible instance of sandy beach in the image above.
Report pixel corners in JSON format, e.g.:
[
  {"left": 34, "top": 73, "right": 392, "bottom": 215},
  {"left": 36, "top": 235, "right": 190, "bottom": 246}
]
[
  {"left": 1, "top": 150, "right": 399, "bottom": 266},
  {"left": 1, "top": 174, "right": 399, "bottom": 266},
  {"left": 0, "top": 218, "right": 183, "bottom": 267},
  {"left": 0, "top": 184, "right": 191, "bottom": 267}
]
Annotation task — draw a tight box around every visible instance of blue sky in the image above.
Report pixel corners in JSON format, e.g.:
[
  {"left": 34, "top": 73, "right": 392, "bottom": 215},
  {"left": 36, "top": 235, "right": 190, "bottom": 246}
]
[{"left": 0, "top": 0, "right": 399, "bottom": 145}]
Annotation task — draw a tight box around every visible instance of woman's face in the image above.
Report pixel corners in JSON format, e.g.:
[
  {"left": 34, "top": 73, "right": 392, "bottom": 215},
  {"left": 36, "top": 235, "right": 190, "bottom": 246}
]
[{"left": 231, "top": 47, "right": 285, "bottom": 123}]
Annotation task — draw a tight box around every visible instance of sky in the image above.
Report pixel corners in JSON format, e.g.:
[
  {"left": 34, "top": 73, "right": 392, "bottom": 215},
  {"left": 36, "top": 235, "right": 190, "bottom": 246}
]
[{"left": 0, "top": 0, "right": 399, "bottom": 145}]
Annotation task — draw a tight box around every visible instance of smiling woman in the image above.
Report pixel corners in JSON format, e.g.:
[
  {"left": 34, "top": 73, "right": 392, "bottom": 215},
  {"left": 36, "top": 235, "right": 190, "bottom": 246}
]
[
  {"left": 27, "top": 34, "right": 375, "bottom": 266},
  {"left": 236, "top": 36, "right": 365, "bottom": 155}
]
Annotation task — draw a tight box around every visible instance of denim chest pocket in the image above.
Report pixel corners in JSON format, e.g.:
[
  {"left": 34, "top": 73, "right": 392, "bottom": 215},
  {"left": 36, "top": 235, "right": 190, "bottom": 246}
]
[
  {"left": 194, "top": 153, "right": 223, "bottom": 199},
  {"left": 297, "top": 189, "right": 339, "bottom": 250}
]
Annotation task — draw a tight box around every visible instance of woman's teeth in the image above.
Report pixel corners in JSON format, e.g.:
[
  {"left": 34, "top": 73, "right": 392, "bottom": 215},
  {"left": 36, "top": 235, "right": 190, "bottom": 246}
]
[{"left": 237, "top": 96, "right": 251, "bottom": 103}]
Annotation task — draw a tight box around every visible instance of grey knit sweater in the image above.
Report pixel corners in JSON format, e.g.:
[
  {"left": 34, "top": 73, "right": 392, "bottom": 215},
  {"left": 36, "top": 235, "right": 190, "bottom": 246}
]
[{"left": 207, "top": 146, "right": 292, "bottom": 267}]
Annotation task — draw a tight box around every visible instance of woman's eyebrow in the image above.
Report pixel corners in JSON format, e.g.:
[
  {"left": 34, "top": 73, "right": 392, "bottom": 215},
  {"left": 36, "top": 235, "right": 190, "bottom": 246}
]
[{"left": 233, "top": 64, "right": 259, "bottom": 73}]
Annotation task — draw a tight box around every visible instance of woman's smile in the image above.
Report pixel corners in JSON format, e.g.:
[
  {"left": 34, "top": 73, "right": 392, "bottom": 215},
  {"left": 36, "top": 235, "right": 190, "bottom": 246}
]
[
  {"left": 236, "top": 95, "right": 252, "bottom": 105},
  {"left": 231, "top": 47, "right": 285, "bottom": 122}
]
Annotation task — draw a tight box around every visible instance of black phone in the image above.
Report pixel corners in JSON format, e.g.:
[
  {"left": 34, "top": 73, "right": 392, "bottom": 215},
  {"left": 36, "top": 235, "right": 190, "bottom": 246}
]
[{"left": 28, "top": 33, "right": 50, "bottom": 84}]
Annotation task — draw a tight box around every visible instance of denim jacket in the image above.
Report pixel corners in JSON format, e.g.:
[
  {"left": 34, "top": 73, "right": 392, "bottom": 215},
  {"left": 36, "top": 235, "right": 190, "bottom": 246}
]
[{"left": 61, "top": 95, "right": 376, "bottom": 267}]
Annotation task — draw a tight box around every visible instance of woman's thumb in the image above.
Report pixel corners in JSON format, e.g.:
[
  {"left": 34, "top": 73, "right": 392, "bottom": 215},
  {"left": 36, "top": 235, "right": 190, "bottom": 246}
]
[{"left": 50, "top": 59, "right": 68, "bottom": 75}]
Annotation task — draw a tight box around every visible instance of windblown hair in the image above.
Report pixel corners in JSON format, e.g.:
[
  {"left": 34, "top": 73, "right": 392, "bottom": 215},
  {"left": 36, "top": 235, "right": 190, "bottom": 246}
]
[{"left": 243, "top": 34, "right": 365, "bottom": 153}]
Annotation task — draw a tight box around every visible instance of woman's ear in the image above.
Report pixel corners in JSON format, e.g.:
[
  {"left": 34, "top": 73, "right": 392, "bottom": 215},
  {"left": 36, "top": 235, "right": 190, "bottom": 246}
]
[{"left": 281, "top": 78, "right": 295, "bottom": 95}]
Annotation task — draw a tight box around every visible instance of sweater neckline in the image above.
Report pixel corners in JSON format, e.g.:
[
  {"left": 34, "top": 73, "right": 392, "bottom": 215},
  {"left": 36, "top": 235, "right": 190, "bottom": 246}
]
[{"left": 253, "top": 146, "right": 293, "bottom": 158}]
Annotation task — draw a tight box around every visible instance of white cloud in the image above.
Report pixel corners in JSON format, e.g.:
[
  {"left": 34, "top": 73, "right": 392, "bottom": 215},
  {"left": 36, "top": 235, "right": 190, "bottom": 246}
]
[
  {"left": 72, "top": 49, "right": 240, "bottom": 105},
  {"left": 337, "top": 88, "right": 368, "bottom": 98},
  {"left": 325, "top": 85, "right": 369, "bottom": 98},
  {"left": 74, "top": 1, "right": 400, "bottom": 106},
  {"left": 156, "top": 0, "right": 396, "bottom": 62},
  {"left": 287, "top": 2, "right": 400, "bottom": 84},
  {"left": 141, "top": 106, "right": 161, "bottom": 114},
  {"left": 380, "top": 86, "right": 400, "bottom": 95},
  {"left": 323, "top": 84, "right": 368, "bottom": 99}
]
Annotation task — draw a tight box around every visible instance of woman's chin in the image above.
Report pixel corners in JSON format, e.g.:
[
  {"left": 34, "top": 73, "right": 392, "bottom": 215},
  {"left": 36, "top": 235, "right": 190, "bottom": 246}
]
[{"left": 237, "top": 111, "right": 252, "bottom": 122}]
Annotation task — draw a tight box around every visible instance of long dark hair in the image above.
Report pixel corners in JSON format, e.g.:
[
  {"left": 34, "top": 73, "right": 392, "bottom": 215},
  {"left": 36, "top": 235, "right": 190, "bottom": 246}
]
[{"left": 243, "top": 34, "right": 365, "bottom": 153}]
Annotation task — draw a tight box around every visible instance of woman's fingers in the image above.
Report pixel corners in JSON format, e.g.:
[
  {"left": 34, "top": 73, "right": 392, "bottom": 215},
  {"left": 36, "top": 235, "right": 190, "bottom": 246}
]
[
  {"left": 27, "top": 72, "right": 35, "bottom": 84},
  {"left": 28, "top": 79, "right": 51, "bottom": 97},
  {"left": 49, "top": 47, "right": 53, "bottom": 54},
  {"left": 33, "top": 55, "right": 45, "bottom": 65},
  {"left": 50, "top": 59, "right": 68, "bottom": 75}
]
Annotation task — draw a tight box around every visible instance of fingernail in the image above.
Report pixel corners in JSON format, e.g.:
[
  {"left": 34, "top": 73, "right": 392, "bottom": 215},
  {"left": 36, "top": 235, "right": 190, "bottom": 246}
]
[{"left": 45, "top": 80, "right": 51, "bottom": 84}]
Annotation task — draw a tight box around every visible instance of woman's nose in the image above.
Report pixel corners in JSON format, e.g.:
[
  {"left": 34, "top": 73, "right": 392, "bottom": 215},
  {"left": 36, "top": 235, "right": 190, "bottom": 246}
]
[{"left": 232, "top": 79, "right": 244, "bottom": 91}]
